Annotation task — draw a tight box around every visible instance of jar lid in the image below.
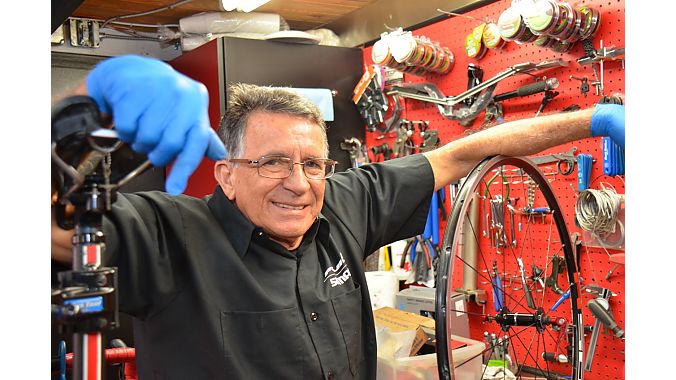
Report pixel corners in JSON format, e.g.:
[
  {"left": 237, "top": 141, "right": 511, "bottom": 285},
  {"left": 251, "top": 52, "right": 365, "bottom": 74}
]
[
  {"left": 483, "top": 22, "right": 505, "bottom": 49},
  {"left": 523, "top": 0, "right": 558, "bottom": 33},
  {"left": 563, "top": 7, "right": 583, "bottom": 43},
  {"left": 465, "top": 32, "right": 483, "bottom": 58},
  {"left": 498, "top": 7, "right": 524, "bottom": 40},
  {"left": 389, "top": 34, "right": 417, "bottom": 63},
  {"left": 533, "top": 34, "right": 551, "bottom": 47},
  {"left": 579, "top": 5, "right": 601, "bottom": 40},
  {"left": 371, "top": 39, "right": 391, "bottom": 65}
]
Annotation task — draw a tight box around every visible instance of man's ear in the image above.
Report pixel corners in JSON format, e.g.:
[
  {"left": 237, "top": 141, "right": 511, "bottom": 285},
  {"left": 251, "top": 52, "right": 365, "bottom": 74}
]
[{"left": 214, "top": 161, "right": 236, "bottom": 200}]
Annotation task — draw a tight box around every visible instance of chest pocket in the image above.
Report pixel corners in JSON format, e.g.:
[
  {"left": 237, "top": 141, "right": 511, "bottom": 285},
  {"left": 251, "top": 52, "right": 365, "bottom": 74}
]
[
  {"left": 221, "top": 307, "right": 303, "bottom": 378},
  {"left": 331, "top": 285, "right": 363, "bottom": 376}
]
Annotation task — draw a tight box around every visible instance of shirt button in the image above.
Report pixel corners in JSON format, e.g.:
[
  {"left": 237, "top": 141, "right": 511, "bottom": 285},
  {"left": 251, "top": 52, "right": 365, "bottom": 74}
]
[
  {"left": 310, "top": 312, "right": 319, "bottom": 321},
  {"left": 258, "top": 231, "right": 263, "bottom": 236},
  {"left": 327, "top": 370, "right": 334, "bottom": 380}
]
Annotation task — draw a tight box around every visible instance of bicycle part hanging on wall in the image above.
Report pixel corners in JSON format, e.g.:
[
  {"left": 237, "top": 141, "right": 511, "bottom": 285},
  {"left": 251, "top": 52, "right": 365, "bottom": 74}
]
[
  {"left": 434, "top": 156, "right": 583, "bottom": 380},
  {"left": 386, "top": 58, "right": 567, "bottom": 125}
]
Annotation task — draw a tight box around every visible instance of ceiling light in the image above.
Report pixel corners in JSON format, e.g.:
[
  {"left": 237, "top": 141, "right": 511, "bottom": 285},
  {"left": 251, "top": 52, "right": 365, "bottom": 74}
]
[{"left": 220, "top": 0, "right": 271, "bottom": 13}]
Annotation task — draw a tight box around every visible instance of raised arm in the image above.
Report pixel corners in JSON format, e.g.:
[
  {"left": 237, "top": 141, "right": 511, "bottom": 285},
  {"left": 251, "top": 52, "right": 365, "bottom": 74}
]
[
  {"left": 52, "top": 55, "right": 227, "bottom": 262},
  {"left": 423, "top": 104, "right": 624, "bottom": 191}
]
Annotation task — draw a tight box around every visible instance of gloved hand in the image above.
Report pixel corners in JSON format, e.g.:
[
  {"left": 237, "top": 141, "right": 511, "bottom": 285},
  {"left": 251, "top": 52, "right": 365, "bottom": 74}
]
[
  {"left": 591, "top": 103, "right": 625, "bottom": 149},
  {"left": 86, "top": 55, "right": 226, "bottom": 195}
]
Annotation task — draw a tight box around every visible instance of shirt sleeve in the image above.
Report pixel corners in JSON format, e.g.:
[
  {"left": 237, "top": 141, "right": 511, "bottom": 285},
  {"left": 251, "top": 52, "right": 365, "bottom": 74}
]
[
  {"left": 322, "top": 154, "right": 435, "bottom": 257},
  {"left": 102, "top": 191, "right": 188, "bottom": 318}
]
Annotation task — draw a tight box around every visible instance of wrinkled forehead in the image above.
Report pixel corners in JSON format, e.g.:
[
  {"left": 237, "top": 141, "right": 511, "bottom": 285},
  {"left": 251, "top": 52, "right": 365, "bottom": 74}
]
[{"left": 244, "top": 111, "right": 328, "bottom": 154}]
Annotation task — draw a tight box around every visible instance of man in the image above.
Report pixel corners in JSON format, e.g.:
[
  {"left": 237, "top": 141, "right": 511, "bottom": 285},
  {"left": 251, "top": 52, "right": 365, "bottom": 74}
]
[{"left": 52, "top": 55, "right": 624, "bottom": 379}]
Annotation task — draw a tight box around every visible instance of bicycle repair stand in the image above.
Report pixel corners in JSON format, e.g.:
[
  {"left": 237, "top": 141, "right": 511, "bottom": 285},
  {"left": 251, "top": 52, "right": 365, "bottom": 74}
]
[{"left": 51, "top": 96, "right": 148, "bottom": 380}]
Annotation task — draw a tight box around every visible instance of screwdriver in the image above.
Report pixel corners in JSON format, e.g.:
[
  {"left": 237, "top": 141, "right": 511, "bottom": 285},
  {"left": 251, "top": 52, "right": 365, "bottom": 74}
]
[{"left": 550, "top": 289, "right": 570, "bottom": 311}]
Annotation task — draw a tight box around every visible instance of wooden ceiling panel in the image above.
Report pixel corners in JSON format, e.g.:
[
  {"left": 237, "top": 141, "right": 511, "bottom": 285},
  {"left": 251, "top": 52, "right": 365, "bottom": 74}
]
[{"left": 71, "top": 0, "right": 377, "bottom": 30}]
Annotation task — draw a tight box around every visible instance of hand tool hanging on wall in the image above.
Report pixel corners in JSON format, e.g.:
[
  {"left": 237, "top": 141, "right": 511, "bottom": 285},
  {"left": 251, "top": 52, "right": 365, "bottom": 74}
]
[
  {"left": 583, "top": 284, "right": 623, "bottom": 371},
  {"left": 463, "top": 63, "right": 484, "bottom": 107},
  {"left": 386, "top": 58, "right": 568, "bottom": 124},
  {"left": 577, "top": 153, "right": 593, "bottom": 191},
  {"left": 535, "top": 89, "right": 559, "bottom": 116},
  {"left": 391, "top": 121, "right": 412, "bottom": 158},
  {"left": 482, "top": 78, "right": 560, "bottom": 127},
  {"left": 370, "top": 142, "right": 392, "bottom": 161},
  {"left": 545, "top": 254, "right": 565, "bottom": 294},
  {"left": 605, "top": 253, "right": 624, "bottom": 280},
  {"left": 517, "top": 257, "right": 536, "bottom": 309},
  {"left": 339, "top": 138, "right": 369, "bottom": 168},
  {"left": 492, "top": 77, "right": 560, "bottom": 103},
  {"left": 578, "top": 40, "right": 625, "bottom": 96},
  {"left": 353, "top": 65, "right": 403, "bottom": 133},
  {"left": 528, "top": 146, "right": 578, "bottom": 176},
  {"left": 569, "top": 75, "right": 590, "bottom": 97},
  {"left": 491, "top": 259, "right": 505, "bottom": 312}
]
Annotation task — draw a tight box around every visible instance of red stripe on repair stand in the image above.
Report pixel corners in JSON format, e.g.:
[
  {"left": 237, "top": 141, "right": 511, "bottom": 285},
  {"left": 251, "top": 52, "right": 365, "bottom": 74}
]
[
  {"left": 86, "top": 245, "right": 98, "bottom": 265},
  {"left": 85, "top": 333, "right": 102, "bottom": 380}
]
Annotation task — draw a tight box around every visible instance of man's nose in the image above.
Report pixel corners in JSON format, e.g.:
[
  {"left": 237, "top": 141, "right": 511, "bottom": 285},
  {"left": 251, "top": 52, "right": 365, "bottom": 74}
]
[{"left": 283, "top": 163, "right": 311, "bottom": 192}]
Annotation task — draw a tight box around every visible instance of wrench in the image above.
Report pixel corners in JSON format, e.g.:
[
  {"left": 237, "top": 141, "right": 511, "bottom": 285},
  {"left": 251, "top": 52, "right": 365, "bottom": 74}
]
[
  {"left": 528, "top": 146, "right": 577, "bottom": 175},
  {"left": 545, "top": 255, "right": 565, "bottom": 294}
]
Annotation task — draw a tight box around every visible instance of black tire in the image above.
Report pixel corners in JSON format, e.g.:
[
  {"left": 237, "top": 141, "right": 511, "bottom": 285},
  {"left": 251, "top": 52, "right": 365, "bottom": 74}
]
[{"left": 435, "top": 156, "right": 583, "bottom": 380}]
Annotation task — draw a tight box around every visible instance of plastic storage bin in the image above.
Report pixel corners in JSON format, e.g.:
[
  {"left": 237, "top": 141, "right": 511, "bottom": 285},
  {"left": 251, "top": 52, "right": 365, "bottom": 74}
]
[{"left": 376, "top": 334, "right": 485, "bottom": 380}]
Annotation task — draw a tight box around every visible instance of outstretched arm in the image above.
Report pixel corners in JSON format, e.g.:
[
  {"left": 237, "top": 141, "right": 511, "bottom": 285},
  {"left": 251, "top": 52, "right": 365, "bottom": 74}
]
[
  {"left": 423, "top": 104, "right": 624, "bottom": 191},
  {"left": 52, "top": 55, "right": 227, "bottom": 262}
]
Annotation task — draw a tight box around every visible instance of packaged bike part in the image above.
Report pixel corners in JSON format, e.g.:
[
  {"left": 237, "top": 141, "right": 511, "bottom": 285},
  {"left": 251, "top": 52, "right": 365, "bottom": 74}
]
[
  {"left": 522, "top": 0, "right": 561, "bottom": 35},
  {"left": 482, "top": 22, "right": 507, "bottom": 49}
]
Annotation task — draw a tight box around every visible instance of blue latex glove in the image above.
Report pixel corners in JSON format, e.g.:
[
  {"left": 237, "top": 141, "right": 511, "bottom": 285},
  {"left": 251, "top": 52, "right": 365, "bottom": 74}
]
[
  {"left": 591, "top": 103, "right": 625, "bottom": 149},
  {"left": 86, "top": 55, "right": 226, "bottom": 195}
]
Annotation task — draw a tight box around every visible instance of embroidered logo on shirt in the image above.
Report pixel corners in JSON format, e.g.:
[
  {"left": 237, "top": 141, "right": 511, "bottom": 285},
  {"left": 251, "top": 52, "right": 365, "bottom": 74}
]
[{"left": 324, "top": 252, "right": 352, "bottom": 287}]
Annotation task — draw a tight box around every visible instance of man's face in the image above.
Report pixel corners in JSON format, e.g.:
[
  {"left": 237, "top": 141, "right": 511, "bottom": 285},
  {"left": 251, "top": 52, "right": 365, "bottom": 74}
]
[{"left": 217, "top": 111, "right": 327, "bottom": 250}]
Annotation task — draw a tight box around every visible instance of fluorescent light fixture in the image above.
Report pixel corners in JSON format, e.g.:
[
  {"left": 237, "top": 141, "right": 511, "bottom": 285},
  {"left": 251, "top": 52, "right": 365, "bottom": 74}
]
[
  {"left": 220, "top": 0, "right": 271, "bottom": 12},
  {"left": 219, "top": 0, "right": 238, "bottom": 11}
]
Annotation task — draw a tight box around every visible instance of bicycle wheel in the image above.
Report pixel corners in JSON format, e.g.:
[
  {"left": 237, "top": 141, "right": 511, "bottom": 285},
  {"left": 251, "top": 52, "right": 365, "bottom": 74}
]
[{"left": 435, "top": 155, "right": 583, "bottom": 380}]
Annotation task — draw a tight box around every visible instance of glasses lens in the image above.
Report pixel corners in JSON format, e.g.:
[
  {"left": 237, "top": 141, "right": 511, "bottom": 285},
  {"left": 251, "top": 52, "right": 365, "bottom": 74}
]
[
  {"left": 304, "top": 159, "right": 334, "bottom": 179},
  {"left": 258, "top": 156, "right": 293, "bottom": 178}
]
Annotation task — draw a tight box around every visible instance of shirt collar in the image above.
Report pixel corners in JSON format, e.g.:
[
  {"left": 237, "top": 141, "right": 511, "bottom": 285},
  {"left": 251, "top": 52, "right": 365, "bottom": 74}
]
[{"left": 207, "top": 186, "right": 255, "bottom": 258}]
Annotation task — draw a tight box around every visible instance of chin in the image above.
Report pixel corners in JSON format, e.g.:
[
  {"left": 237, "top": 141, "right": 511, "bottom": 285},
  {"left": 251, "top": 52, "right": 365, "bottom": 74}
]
[{"left": 270, "top": 222, "right": 313, "bottom": 240}]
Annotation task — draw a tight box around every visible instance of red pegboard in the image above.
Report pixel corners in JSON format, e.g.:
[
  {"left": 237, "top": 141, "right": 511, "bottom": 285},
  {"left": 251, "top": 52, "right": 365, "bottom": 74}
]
[{"left": 361, "top": 1, "right": 625, "bottom": 378}]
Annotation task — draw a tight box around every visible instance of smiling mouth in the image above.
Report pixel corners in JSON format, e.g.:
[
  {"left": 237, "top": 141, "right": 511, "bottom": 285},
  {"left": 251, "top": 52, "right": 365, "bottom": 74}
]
[{"left": 273, "top": 202, "right": 305, "bottom": 211}]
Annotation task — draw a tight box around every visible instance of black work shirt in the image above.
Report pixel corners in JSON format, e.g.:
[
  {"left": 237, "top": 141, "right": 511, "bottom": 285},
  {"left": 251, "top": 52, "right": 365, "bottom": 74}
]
[{"left": 104, "top": 153, "right": 434, "bottom": 379}]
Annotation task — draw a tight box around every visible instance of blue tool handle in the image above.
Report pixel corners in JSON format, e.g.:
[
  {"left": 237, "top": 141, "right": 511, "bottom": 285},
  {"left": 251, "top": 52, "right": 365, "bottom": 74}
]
[
  {"left": 603, "top": 137, "right": 613, "bottom": 176},
  {"left": 577, "top": 154, "right": 591, "bottom": 191},
  {"left": 529, "top": 207, "right": 550, "bottom": 213},
  {"left": 423, "top": 204, "right": 432, "bottom": 240},
  {"left": 550, "top": 289, "right": 571, "bottom": 311},
  {"left": 410, "top": 238, "right": 418, "bottom": 264},
  {"left": 610, "top": 138, "right": 618, "bottom": 176},
  {"left": 492, "top": 275, "right": 505, "bottom": 312},
  {"left": 616, "top": 142, "right": 624, "bottom": 175},
  {"left": 431, "top": 192, "right": 439, "bottom": 245}
]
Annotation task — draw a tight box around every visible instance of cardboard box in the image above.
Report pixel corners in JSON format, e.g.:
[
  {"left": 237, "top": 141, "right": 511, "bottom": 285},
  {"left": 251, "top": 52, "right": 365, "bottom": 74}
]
[
  {"left": 373, "top": 306, "right": 435, "bottom": 356},
  {"left": 396, "top": 286, "right": 470, "bottom": 338}
]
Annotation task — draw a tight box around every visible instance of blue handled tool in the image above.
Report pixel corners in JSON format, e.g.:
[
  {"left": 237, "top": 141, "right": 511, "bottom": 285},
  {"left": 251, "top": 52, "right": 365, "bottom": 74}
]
[
  {"left": 550, "top": 289, "right": 571, "bottom": 311},
  {"left": 577, "top": 153, "right": 592, "bottom": 191},
  {"left": 431, "top": 191, "right": 439, "bottom": 245},
  {"left": 603, "top": 137, "right": 624, "bottom": 176},
  {"left": 491, "top": 260, "right": 505, "bottom": 312}
]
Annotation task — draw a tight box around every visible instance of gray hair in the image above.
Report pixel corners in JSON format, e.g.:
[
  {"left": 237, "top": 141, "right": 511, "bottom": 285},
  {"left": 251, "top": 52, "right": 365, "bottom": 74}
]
[{"left": 217, "top": 83, "right": 328, "bottom": 159}]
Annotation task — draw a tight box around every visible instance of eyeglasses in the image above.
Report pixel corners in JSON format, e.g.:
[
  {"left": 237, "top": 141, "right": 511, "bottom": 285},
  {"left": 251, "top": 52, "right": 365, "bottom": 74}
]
[{"left": 228, "top": 155, "right": 338, "bottom": 180}]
